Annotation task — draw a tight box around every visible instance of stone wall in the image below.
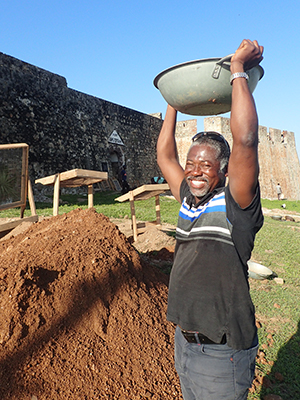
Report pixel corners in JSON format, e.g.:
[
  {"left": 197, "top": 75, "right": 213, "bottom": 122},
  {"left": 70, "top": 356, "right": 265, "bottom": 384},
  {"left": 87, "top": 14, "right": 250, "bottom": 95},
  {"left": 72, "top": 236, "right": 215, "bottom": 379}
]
[
  {"left": 203, "top": 117, "right": 300, "bottom": 200},
  {"left": 2, "top": 51, "right": 299, "bottom": 201},
  {"left": 175, "top": 119, "right": 197, "bottom": 167},
  {"left": 0, "top": 52, "right": 163, "bottom": 194}
]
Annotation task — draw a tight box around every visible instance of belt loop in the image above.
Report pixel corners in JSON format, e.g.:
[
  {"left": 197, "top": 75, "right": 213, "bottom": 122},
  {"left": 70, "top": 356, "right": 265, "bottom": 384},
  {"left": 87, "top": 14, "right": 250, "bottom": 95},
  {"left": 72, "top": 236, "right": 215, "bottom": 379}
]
[{"left": 194, "top": 332, "right": 201, "bottom": 345}]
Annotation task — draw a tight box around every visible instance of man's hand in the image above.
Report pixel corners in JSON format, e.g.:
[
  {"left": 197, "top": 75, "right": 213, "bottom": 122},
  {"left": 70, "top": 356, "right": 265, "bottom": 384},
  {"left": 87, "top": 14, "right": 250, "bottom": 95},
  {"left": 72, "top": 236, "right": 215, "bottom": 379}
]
[{"left": 231, "top": 39, "right": 264, "bottom": 72}]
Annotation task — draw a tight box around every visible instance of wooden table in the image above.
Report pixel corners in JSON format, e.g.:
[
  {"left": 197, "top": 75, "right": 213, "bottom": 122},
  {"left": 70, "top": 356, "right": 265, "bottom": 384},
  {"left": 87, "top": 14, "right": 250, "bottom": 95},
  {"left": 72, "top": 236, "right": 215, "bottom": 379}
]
[
  {"left": 115, "top": 183, "right": 170, "bottom": 241},
  {"left": 35, "top": 169, "right": 108, "bottom": 216}
]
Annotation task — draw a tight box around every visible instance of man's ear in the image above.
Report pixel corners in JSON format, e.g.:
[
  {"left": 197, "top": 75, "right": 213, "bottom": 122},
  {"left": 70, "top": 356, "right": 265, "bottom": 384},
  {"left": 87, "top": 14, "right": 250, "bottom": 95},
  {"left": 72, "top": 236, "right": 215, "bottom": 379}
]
[
  {"left": 223, "top": 163, "right": 228, "bottom": 175},
  {"left": 218, "top": 171, "right": 227, "bottom": 186}
]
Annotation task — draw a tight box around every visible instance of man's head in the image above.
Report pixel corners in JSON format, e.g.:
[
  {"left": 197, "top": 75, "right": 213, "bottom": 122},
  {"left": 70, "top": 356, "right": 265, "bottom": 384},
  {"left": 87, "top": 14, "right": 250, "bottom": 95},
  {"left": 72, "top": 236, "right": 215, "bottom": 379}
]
[{"left": 185, "top": 131, "right": 231, "bottom": 200}]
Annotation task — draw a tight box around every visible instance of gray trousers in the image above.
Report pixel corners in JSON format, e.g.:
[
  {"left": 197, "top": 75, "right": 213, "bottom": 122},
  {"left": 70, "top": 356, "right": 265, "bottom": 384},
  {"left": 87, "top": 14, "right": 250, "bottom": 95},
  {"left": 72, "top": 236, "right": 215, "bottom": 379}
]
[{"left": 174, "top": 326, "right": 258, "bottom": 400}]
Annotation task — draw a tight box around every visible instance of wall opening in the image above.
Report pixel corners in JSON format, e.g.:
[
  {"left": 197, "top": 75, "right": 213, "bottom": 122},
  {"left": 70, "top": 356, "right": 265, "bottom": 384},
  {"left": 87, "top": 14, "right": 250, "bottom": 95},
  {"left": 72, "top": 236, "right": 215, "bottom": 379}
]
[{"left": 110, "top": 152, "right": 120, "bottom": 181}]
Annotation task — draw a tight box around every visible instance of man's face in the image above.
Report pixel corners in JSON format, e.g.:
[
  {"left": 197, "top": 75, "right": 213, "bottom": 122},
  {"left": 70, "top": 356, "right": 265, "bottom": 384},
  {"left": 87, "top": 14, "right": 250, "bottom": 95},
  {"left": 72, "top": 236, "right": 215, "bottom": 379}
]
[{"left": 184, "top": 143, "right": 224, "bottom": 200}]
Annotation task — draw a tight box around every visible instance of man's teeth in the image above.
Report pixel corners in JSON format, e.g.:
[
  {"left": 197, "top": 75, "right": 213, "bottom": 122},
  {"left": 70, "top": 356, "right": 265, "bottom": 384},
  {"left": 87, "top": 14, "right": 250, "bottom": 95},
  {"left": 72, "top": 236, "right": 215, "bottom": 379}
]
[{"left": 191, "top": 180, "right": 205, "bottom": 188}]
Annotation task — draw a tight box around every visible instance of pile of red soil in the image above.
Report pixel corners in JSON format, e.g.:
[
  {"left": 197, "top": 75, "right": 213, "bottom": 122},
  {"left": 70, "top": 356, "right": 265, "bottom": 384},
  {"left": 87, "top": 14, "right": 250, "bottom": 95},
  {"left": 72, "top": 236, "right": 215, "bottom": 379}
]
[{"left": 0, "top": 208, "right": 181, "bottom": 399}]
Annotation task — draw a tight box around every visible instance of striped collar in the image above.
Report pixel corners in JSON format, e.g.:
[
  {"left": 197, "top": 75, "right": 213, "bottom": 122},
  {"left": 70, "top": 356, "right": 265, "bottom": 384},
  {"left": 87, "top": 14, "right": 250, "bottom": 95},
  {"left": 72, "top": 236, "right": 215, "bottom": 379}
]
[{"left": 183, "top": 180, "right": 225, "bottom": 209}]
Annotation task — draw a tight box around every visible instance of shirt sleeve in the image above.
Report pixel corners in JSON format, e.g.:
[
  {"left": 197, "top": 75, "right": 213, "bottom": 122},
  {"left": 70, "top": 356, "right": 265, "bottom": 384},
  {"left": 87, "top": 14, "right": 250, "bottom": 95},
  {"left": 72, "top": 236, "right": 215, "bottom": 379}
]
[
  {"left": 225, "top": 184, "right": 264, "bottom": 265},
  {"left": 179, "top": 179, "right": 190, "bottom": 202}
]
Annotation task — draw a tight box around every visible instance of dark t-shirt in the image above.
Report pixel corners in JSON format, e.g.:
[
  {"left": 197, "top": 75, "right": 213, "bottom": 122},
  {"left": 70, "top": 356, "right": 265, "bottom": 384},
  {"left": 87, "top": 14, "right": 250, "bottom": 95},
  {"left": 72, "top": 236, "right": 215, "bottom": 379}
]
[
  {"left": 167, "top": 180, "right": 263, "bottom": 350},
  {"left": 121, "top": 169, "right": 127, "bottom": 181}
]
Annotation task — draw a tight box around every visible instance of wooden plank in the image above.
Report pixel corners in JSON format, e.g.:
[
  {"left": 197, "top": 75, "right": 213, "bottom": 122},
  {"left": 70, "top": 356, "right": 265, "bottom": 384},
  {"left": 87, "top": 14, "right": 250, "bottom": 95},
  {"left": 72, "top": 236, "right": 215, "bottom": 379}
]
[
  {"left": 130, "top": 184, "right": 169, "bottom": 198},
  {"left": 35, "top": 169, "right": 108, "bottom": 187},
  {"left": 0, "top": 143, "right": 29, "bottom": 150},
  {"left": 59, "top": 169, "right": 108, "bottom": 181},
  {"left": 101, "top": 180, "right": 110, "bottom": 191},
  {"left": 0, "top": 200, "right": 25, "bottom": 211},
  {"left": 112, "top": 179, "right": 122, "bottom": 192},
  {"left": 21, "top": 146, "right": 29, "bottom": 205},
  {"left": 27, "top": 179, "right": 37, "bottom": 216},
  {"left": 88, "top": 184, "right": 93, "bottom": 208},
  {"left": 129, "top": 191, "right": 138, "bottom": 242},
  {"left": 35, "top": 174, "right": 57, "bottom": 186},
  {"left": 115, "top": 183, "right": 169, "bottom": 202},
  {"left": 155, "top": 194, "right": 161, "bottom": 225},
  {"left": 0, "top": 214, "right": 39, "bottom": 238},
  {"left": 53, "top": 174, "right": 60, "bottom": 216}
]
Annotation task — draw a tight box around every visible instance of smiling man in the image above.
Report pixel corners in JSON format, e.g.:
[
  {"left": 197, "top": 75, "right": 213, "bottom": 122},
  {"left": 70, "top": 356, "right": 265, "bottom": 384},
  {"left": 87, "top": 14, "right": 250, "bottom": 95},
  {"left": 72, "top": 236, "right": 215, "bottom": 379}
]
[{"left": 156, "top": 39, "right": 264, "bottom": 400}]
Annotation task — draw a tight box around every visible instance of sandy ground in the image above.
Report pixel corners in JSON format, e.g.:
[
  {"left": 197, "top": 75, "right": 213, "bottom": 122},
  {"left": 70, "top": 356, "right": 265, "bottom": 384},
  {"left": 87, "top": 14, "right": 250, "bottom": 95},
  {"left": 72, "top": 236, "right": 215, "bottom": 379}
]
[
  {"left": 0, "top": 206, "right": 298, "bottom": 399},
  {"left": 0, "top": 209, "right": 180, "bottom": 400}
]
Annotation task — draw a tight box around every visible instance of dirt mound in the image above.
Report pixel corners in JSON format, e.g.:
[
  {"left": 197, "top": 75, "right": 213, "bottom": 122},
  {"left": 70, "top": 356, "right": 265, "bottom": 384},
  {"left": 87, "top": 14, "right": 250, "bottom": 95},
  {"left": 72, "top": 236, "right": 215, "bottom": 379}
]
[{"left": 0, "top": 208, "right": 181, "bottom": 399}]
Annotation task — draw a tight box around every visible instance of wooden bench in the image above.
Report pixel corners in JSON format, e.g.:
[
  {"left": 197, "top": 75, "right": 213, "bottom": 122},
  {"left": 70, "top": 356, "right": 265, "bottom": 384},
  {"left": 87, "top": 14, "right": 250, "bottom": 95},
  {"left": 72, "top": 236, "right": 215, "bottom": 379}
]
[
  {"left": 115, "top": 183, "right": 170, "bottom": 241},
  {"left": 35, "top": 169, "right": 108, "bottom": 216}
]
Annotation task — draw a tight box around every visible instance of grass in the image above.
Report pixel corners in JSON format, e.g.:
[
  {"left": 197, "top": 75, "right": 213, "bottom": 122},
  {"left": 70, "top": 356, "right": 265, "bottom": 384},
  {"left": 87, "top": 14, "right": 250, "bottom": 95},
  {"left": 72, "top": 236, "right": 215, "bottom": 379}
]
[
  {"left": 249, "top": 216, "right": 300, "bottom": 399},
  {"left": 1, "top": 191, "right": 300, "bottom": 399},
  {"left": 0, "top": 191, "right": 182, "bottom": 224}
]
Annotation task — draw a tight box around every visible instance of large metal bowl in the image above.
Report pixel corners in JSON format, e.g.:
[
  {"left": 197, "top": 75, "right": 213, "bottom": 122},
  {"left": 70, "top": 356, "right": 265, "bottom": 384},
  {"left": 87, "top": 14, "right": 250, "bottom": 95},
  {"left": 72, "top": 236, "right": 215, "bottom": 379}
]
[{"left": 153, "top": 54, "right": 264, "bottom": 116}]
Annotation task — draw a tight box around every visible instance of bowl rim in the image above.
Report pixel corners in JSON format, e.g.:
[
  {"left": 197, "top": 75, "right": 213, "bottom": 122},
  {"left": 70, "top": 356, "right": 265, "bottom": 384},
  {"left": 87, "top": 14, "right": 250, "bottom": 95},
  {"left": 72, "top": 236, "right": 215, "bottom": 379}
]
[{"left": 153, "top": 57, "right": 264, "bottom": 88}]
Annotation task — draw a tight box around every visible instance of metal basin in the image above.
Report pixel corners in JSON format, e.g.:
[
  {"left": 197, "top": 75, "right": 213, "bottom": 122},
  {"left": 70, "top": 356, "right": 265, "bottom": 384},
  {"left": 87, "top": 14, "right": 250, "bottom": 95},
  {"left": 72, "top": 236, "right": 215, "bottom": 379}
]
[
  {"left": 153, "top": 54, "right": 264, "bottom": 116},
  {"left": 247, "top": 260, "right": 277, "bottom": 280}
]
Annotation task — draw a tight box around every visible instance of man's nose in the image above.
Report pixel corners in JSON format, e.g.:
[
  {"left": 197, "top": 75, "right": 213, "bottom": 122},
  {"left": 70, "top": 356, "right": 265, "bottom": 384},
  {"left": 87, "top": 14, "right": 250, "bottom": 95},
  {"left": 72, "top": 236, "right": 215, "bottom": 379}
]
[{"left": 191, "top": 164, "right": 204, "bottom": 174}]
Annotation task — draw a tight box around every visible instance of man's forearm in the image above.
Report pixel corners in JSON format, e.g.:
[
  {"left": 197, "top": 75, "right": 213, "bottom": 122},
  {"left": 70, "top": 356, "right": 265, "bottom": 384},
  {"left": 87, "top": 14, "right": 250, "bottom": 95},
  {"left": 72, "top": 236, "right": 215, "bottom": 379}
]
[
  {"left": 230, "top": 61, "right": 258, "bottom": 145},
  {"left": 157, "top": 105, "right": 178, "bottom": 167}
]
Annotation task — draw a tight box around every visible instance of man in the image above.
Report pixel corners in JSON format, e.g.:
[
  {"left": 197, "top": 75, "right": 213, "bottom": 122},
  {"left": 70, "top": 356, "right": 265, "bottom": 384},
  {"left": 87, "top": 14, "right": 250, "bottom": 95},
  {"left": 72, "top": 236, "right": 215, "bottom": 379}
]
[
  {"left": 276, "top": 183, "right": 282, "bottom": 200},
  {"left": 157, "top": 39, "right": 264, "bottom": 400},
  {"left": 120, "top": 165, "right": 129, "bottom": 194}
]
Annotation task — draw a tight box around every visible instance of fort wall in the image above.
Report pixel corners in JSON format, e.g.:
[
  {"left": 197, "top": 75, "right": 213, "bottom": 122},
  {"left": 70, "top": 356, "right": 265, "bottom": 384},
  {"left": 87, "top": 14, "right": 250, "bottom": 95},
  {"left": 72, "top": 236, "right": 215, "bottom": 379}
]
[
  {"left": 204, "top": 117, "right": 300, "bottom": 200},
  {"left": 1, "top": 51, "right": 299, "bottom": 200},
  {"left": 0, "top": 52, "right": 163, "bottom": 194}
]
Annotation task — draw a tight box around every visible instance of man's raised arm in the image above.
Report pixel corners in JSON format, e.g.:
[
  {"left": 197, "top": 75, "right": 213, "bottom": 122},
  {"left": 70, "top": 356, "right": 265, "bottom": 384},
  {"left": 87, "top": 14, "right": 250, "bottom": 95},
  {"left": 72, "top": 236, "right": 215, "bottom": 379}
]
[
  {"left": 156, "top": 105, "right": 185, "bottom": 202},
  {"left": 228, "top": 39, "right": 264, "bottom": 209}
]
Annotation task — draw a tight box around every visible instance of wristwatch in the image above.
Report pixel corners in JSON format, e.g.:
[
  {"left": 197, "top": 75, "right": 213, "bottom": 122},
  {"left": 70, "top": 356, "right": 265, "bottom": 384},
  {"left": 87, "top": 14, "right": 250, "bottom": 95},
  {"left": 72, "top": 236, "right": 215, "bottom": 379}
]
[{"left": 230, "top": 72, "right": 249, "bottom": 85}]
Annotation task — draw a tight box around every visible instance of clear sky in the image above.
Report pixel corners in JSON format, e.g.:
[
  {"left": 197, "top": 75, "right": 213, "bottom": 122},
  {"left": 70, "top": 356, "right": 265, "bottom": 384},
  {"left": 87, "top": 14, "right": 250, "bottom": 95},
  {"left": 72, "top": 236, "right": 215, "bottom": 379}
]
[{"left": 1, "top": 0, "right": 300, "bottom": 157}]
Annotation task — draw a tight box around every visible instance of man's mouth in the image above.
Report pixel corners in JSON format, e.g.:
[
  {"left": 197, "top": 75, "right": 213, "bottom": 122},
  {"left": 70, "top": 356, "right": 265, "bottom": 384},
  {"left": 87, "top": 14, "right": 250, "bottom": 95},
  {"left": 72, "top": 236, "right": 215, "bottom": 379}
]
[{"left": 187, "top": 177, "right": 208, "bottom": 189}]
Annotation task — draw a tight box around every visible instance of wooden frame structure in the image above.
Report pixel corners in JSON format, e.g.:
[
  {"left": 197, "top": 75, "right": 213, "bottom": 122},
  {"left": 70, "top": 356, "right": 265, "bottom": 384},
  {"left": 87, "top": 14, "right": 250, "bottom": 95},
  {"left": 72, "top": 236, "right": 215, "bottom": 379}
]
[
  {"left": 35, "top": 168, "right": 108, "bottom": 216},
  {"left": 0, "top": 143, "right": 38, "bottom": 238},
  {"left": 115, "top": 183, "right": 170, "bottom": 241}
]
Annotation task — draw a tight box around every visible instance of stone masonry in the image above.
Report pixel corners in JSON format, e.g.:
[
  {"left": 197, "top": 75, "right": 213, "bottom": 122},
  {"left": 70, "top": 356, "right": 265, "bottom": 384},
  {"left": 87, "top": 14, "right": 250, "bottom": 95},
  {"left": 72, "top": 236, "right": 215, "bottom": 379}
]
[
  {"left": 1, "top": 51, "right": 299, "bottom": 200},
  {"left": 203, "top": 117, "right": 300, "bottom": 200},
  {"left": 0, "top": 52, "right": 163, "bottom": 195},
  {"left": 175, "top": 116, "right": 300, "bottom": 200},
  {"left": 175, "top": 119, "right": 197, "bottom": 168}
]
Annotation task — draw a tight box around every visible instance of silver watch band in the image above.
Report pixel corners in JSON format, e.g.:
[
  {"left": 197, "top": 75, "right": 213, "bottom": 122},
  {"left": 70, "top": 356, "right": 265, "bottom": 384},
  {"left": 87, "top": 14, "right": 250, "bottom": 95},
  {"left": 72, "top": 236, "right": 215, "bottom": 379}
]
[{"left": 230, "top": 72, "right": 249, "bottom": 85}]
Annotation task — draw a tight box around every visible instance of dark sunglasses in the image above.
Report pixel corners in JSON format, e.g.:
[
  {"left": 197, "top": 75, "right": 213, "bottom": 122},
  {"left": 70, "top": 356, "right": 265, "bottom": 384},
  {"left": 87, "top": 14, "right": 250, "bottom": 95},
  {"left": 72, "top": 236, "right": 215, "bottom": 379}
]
[{"left": 192, "top": 131, "right": 230, "bottom": 153}]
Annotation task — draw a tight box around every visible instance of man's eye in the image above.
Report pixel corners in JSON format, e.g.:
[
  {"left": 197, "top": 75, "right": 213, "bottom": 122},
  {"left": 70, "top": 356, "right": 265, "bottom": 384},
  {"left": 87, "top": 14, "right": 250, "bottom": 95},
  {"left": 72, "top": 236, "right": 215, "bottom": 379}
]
[{"left": 202, "top": 163, "right": 212, "bottom": 170}]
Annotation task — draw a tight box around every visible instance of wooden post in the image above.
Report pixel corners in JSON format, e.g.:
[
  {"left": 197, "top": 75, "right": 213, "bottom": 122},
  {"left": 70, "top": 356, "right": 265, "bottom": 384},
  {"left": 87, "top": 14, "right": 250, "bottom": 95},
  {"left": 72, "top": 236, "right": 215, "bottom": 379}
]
[
  {"left": 53, "top": 174, "right": 60, "bottom": 216},
  {"left": 20, "top": 145, "right": 29, "bottom": 218},
  {"left": 88, "top": 184, "right": 93, "bottom": 208},
  {"left": 27, "top": 179, "right": 37, "bottom": 216},
  {"left": 155, "top": 194, "right": 161, "bottom": 226},
  {"left": 20, "top": 204, "right": 26, "bottom": 219},
  {"left": 129, "top": 190, "right": 138, "bottom": 242}
]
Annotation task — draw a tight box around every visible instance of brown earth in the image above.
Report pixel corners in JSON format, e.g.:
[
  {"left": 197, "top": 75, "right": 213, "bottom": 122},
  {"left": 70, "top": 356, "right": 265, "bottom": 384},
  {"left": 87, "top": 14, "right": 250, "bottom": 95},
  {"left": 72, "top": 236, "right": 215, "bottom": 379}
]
[
  {"left": 0, "top": 208, "right": 179, "bottom": 400},
  {"left": 0, "top": 207, "right": 298, "bottom": 399}
]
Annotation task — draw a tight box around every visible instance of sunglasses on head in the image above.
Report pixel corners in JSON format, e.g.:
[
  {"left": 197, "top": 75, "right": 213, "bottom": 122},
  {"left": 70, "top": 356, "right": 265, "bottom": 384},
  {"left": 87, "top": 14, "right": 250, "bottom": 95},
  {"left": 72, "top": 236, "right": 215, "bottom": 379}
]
[{"left": 192, "top": 131, "right": 230, "bottom": 152}]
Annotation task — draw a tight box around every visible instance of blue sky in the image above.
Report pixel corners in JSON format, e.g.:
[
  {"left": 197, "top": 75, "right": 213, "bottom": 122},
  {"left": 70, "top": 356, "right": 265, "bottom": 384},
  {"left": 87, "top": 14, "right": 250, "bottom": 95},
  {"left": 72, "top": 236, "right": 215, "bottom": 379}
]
[{"left": 1, "top": 0, "right": 300, "bottom": 157}]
